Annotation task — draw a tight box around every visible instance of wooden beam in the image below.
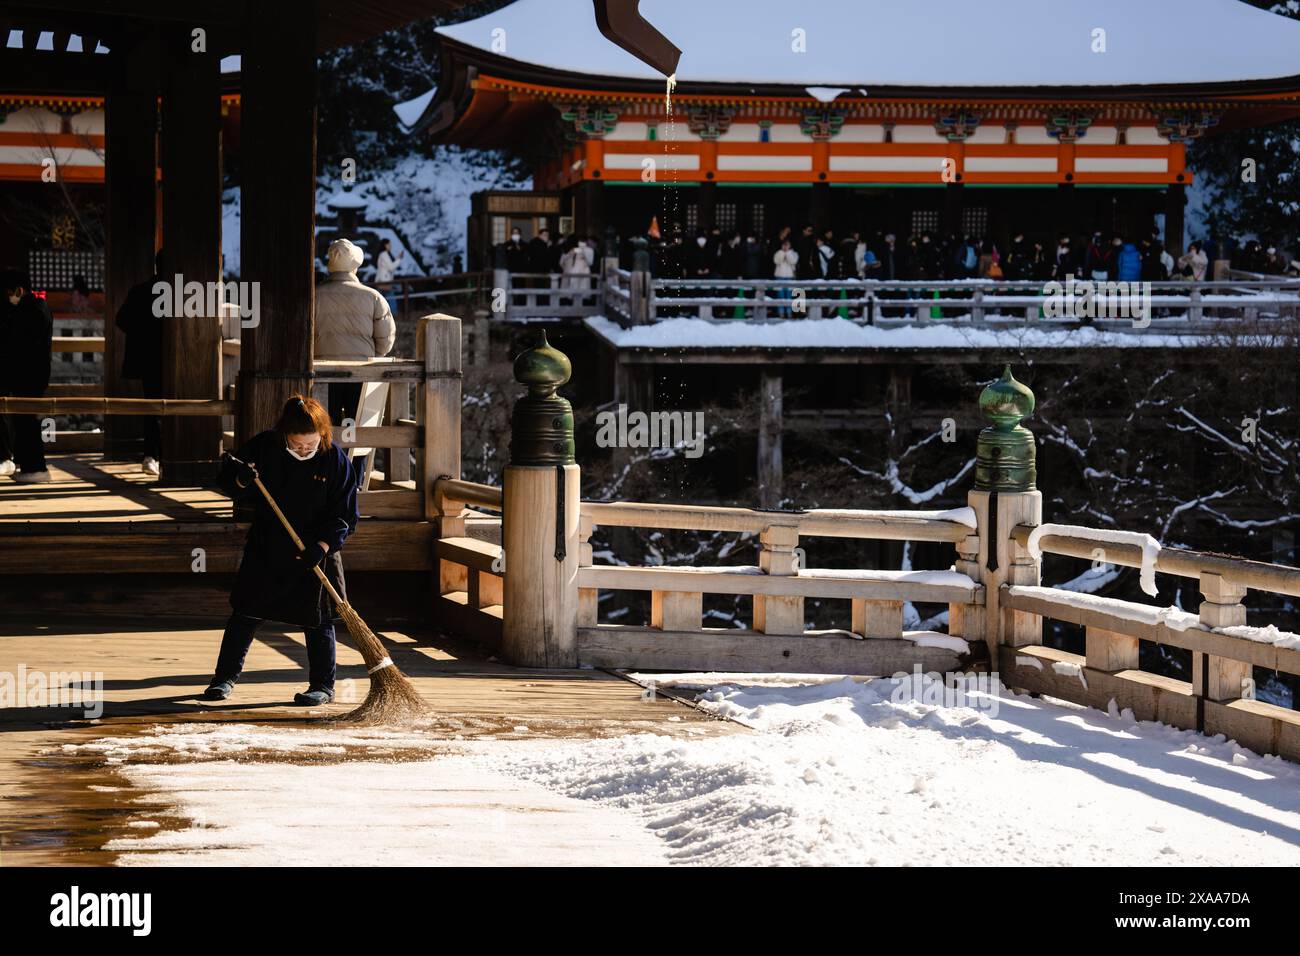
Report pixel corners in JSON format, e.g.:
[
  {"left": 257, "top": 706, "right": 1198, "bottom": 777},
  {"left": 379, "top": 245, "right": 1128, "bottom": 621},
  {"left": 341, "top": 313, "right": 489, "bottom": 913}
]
[
  {"left": 581, "top": 500, "right": 970, "bottom": 542},
  {"left": 579, "top": 625, "right": 965, "bottom": 675},
  {"left": 0, "top": 521, "right": 434, "bottom": 574},
  {"left": 0, "top": 398, "right": 232, "bottom": 415},
  {"left": 578, "top": 564, "right": 981, "bottom": 603}
]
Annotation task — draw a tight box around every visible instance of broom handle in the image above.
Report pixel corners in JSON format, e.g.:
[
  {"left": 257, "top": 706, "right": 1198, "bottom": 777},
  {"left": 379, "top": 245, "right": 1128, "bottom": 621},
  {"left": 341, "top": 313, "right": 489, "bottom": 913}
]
[{"left": 247, "top": 473, "right": 346, "bottom": 608}]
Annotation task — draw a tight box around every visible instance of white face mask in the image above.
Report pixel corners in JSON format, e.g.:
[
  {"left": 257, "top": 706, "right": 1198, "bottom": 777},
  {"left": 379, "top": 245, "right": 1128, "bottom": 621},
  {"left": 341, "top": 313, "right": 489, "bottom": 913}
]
[
  {"left": 697, "top": 237, "right": 707, "bottom": 247},
  {"left": 285, "top": 440, "right": 319, "bottom": 461}
]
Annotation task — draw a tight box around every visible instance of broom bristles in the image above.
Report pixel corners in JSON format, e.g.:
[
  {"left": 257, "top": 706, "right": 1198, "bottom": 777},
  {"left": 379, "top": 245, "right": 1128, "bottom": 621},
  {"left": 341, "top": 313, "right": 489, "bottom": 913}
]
[{"left": 328, "top": 600, "right": 428, "bottom": 725}]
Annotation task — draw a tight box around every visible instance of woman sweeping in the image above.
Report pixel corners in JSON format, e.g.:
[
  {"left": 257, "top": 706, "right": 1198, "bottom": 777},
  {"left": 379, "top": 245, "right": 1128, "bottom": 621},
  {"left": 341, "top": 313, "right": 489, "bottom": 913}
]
[{"left": 204, "top": 396, "right": 359, "bottom": 706}]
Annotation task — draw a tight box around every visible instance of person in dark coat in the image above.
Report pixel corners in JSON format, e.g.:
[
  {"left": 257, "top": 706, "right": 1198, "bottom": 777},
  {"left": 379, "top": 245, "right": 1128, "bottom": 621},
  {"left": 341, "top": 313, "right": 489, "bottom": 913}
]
[
  {"left": 0, "top": 269, "right": 54, "bottom": 483},
  {"left": 204, "top": 395, "right": 359, "bottom": 706},
  {"left": 794, "top": 225, "right": 818, "bottom": 280},
  {"left": 742, "top": 234, "right": 763, "bottom": 279},
  {"left": 114, "top": 250, "right": 166, "bottom": 475},
  {"left": 1083, "top": 231, "right": 1112, "bottom": 280}
]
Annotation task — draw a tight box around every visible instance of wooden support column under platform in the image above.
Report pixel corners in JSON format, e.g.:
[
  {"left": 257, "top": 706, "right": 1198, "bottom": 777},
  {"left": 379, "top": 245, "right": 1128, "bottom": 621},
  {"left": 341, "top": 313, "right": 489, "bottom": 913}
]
[
  {"left": 159, "top": 25, "right": 222, "bottom": 482},
  {"left": 238, "top": 3, "right": 319, "bottom": 444},
  {"left": 697, "top": 180, "right": 717, "bottom": 232},
  {"left": 809, "top": 182, "right": 830, "bottom": 234},
  {"left": 1165, "top": 182, "right": 1186, "bottom": 258},
  {"left": 103, "top": 26, "right": 159, "bottom": 458},
  {"left": 942, "top": 182, "right": 964, "bottom": 237},
  {"left": 573, "top": 178, "right": 606, "bottom": 242},
  {"left": 757, "top": 369, "right": 783, "bottom": 509},
  {"left": 1056, "top": 182, "right": 1076, "bottom": 236}
]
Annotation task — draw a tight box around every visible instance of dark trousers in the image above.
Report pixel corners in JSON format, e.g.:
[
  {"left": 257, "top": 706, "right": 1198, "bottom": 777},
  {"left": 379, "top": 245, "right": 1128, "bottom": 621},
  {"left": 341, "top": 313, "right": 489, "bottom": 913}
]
[
  {"left": 2, "top": 381, "right": 48, "bottom": 472},
  {"left": 327, "top": 383, "right": 363, "bottom": 429},
  {"left": 10, "top": 413, "right": 46, "bottom": 472},
  {"left": 141, "top": 371, "right": 162, "bottom": 460},
  {"left": 211, "top": 612, "right": 337, "bottom": 690}
]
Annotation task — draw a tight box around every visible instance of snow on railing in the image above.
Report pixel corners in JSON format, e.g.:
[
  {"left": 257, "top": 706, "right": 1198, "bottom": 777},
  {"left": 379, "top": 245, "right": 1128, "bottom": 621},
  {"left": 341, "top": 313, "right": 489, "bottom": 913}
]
[{"left": 1003, "top": 522, "right": 1300, "bottom": 761}]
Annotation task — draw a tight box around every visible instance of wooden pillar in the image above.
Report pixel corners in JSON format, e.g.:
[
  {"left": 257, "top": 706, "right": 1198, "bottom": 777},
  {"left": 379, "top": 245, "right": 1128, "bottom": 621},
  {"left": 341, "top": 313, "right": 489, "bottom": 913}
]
[
  {"left": 698, "top": 181, "right": 717, "bottom": 232},
  {"left": 809, "top": 182, "right": 830, "bottom": 234},
  {"left": 1057, "top": 183, "right": 1077, "bottom": 238},
  {"left": 757, "top": 369, "right": 782, "bottom": 509},
  {"left": 418, "top": 315, "right": 462, "bottom": 522},
  {"left": 502, "top": 464, "right": 581, "bottom": 667},
  {"left": 574, "top": 178, "right": 605, "bottom": 241},
  {"left": 159, "top": 24, "right": 223, "bottom": 482},
  {"left": 103, "top": 27, "right": 158, "bottom": 458},
  {"left": 942, "top": 182, "right": 964, "bottom": 237},
  {"left": 238, "top": 3, "right": 318, "bottom": 444},
  {"left": 1164, "top": 183, "right": 1186, "bottom": 259}
]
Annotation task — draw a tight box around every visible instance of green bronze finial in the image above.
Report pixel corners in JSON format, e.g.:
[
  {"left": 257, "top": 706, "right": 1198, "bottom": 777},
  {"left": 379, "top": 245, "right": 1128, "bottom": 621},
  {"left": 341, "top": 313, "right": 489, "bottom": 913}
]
[
  {"left": 974, "top": 365, "right": 1036, "bottom": 492},
  {"left": 509, "top": 331, "right": 576, "bottom": 465}
]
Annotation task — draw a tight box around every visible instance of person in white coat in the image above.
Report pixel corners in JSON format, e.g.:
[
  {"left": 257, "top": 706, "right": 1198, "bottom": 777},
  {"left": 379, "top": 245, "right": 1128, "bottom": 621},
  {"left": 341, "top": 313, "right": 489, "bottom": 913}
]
[
  {"left": 374, "top": 239, "right": 404, "bottom": 313},
  {"left": 773, "top": 239, "right": 799, "bottom": 317},
  {"left": 314, "top": 238, "right": 396, "bottom": 428},
  {"left": 559, "top": 237, "right": 592, "bottom": 293}
]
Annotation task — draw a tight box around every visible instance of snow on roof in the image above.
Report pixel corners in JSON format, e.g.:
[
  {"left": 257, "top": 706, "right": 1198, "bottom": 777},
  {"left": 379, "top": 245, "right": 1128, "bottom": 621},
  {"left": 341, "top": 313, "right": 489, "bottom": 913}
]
[
  {"left": 394, "top": 86, "right": 437, "bottom": 132},
  {"left": 323, "top": 190, "right": 370, "bottom": 210},
  {"left": 437, "top": 0, "right": 1300, "bottom": 88},
  {"left": 585, "top": 316, "right": 1199, "bottom": 350}
]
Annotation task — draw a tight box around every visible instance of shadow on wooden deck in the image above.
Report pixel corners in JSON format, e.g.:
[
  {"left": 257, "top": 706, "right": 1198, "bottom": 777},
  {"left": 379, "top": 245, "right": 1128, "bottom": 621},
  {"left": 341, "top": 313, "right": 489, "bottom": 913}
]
[{"left": 0, "top": 615, "right": 742, "bottom": 865}]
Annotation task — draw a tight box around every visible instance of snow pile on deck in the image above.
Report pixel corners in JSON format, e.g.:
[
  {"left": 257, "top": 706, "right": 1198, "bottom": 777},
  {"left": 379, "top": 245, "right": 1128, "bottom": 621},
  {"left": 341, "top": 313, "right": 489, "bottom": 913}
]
[
  {"left": 585, "top": 316, "right": 1196, "bottom": 350},
  {"left": 88, "top": 673, "right": 1300, "bottom": 867}
]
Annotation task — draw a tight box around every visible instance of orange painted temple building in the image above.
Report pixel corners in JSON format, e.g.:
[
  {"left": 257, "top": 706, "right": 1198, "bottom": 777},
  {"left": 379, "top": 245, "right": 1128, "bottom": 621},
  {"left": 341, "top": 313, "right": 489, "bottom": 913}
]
[{"left": 408, "top": 0, "right": 1300, "bottom": 264}]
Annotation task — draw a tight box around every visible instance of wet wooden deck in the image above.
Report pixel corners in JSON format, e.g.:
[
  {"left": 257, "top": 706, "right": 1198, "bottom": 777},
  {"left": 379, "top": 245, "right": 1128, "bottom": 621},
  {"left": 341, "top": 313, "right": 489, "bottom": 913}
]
[{"left": 0, "top": 616, "right": 742, "bottom": 865}]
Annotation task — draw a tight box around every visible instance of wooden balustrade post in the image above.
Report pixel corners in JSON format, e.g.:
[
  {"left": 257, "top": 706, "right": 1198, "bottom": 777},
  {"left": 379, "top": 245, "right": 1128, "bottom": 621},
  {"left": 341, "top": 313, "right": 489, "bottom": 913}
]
[
  {"left": 502, "top": 332, "right": 580, "bottom": 667},
  {"left": 949, "top": 532, "right": 984, "bottom": 645},
  {"left": 1195, "top": 572, "right": 1252, "bottom": 701},
  {"left": 969, "top": 367, "right": 1042, "bottom": 668},
  {"left": 418, "top": 315, "right": 462, "bottom": 524},
  {"left": 578, "top": 513, "right": 597, "bottom": 627},
  {"left": 753, "top": 524, "right": 802, "bottom": 635},
  {"left": 629, "top": 237, "right": 651, "bottom": 325}
]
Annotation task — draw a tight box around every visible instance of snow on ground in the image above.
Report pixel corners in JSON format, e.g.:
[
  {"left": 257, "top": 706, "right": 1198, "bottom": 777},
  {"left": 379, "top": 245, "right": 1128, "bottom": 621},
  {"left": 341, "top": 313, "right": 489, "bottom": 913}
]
[
  {"left": 586, "top": 316, "right": 1201, "bottom": 350},
  {"left": 74, "top": 673, "right": 1300, "bottom": 867}
]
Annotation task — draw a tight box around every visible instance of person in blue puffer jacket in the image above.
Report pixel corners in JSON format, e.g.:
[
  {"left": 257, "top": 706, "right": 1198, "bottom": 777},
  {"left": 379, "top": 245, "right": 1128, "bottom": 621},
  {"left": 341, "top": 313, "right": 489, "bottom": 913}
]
[{"left": 1117, "top": 239, "right": 1142, "bottom": 283}]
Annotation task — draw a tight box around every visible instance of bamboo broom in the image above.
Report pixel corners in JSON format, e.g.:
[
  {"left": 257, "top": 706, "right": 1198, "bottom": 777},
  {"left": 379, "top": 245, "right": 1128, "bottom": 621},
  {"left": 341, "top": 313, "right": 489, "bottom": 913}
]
[{"left": 230, "top": 455, "right": 427, "bottom": 725}]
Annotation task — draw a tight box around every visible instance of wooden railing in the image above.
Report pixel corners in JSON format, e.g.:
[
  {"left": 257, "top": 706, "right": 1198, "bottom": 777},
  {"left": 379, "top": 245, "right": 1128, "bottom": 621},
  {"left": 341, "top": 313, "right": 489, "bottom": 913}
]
[
  {"left": 431, "top": 476, "right": 505, "bottom": 644},
  {"left": 999, "top": 524, "right": 1300, "bottom": 762},
  {"left": 573, "top": 501, "right": 981, "bottom": 675}
]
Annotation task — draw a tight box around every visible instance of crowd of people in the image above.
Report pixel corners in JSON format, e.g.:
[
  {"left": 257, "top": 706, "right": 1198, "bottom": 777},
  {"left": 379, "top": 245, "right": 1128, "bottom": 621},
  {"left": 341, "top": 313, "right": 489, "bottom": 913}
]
[
  {"left": 640, "top": 224, "right": 1231, "bottom": 286},
  {"left": 498, "top": 221, "right": 1298, "bottom": 288}
]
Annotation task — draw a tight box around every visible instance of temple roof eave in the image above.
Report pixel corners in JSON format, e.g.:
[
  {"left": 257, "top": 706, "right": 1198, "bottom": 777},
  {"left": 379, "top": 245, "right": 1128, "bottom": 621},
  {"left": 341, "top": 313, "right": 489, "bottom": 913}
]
[{"left": 416, "top": 38, "right": 1300, "bottom": 145}]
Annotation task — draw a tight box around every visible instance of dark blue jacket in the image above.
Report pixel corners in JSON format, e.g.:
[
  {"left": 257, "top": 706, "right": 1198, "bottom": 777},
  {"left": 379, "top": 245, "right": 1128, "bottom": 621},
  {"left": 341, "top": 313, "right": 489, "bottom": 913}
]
[
  {"left": 220, "top": 430, "right": 359, "bottom": 627},
  {"left": 1117, "top": 243, "right": 1142, "bottom": 283}
]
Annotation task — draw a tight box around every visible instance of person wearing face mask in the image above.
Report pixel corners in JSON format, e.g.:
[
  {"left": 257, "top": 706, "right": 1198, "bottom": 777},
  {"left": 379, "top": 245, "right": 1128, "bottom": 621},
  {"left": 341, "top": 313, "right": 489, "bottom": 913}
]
[
  {"left": 0, "top": 269, "right": 53, "bottom": 483},
  {"left": 204, "top": 395, "right": 359, "bottom": 706}
]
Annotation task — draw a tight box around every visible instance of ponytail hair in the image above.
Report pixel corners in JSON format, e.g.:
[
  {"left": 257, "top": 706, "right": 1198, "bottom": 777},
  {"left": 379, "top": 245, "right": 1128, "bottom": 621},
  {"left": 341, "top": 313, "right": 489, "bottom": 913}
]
[{"left": 274, "top": 394, "right": 332, "bottom": 449}]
